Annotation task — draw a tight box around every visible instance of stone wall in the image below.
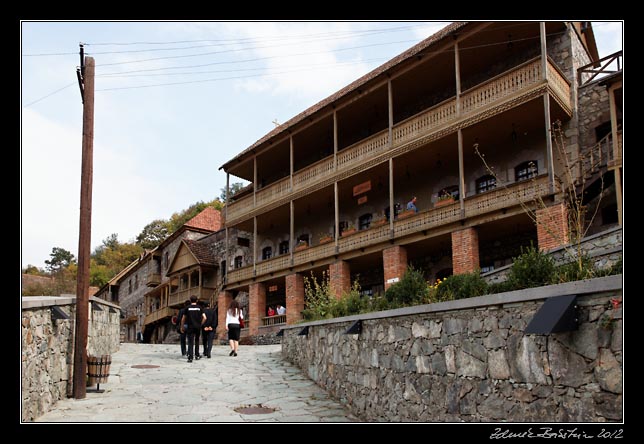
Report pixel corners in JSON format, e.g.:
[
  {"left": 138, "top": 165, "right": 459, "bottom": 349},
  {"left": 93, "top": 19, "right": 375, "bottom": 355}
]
[
  {"left": 483, "top": 226, "right": 622, "bottom": 284},
  {"left": 21, "top": 296, "right": 121, "bottom": 422},
  {"left": 281, "top": 275, "right": 622, "bottom": 422}
]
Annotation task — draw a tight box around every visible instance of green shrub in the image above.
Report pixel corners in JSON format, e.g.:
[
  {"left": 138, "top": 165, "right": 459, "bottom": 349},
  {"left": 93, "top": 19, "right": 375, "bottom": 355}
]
[
  {"left": 507, "top": 244, "right": 555, "bottom": 289},
  {"left": 487, "top": 279, "right": 517, "bottom": 294},
  {"left": 435, "top": 271, "right": 488, "bottom": 300},
  {"left": 369, "top": 294, "right": 391, "bottom": 312},
  {"left": 302, "top": 272, "right": 333, "bottom": 321},
  {"left": 385, "top": 266, "right": 429, "bottom": 306},
  {"left": 554, "top": 254, "right": 597, "bottom": 283}
]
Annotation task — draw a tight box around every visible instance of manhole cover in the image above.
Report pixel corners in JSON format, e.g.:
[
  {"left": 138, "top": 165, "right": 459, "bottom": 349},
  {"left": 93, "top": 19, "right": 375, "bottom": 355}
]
[
  {"left": 131, "top": 365, "right": 160, "bottom": 369},
  {"left": 234, "top": 405, "right": 276, "bottom": 415}
]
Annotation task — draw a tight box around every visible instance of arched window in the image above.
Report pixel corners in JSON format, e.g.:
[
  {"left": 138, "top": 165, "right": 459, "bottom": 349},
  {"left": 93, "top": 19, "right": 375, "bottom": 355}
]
[
  {"left": 476, "top": 175, "right": 496, "bottom": 194},
  {"left": 359, "top": 213, "right": 372, "bottom": 230},
  {"left": 515, "top": 161, "right": 538, "bottom": 182},
  {"left": 262, "top": 246, "right": 273, "bottom": 260},
  {"left": 439, "top": 185, "right": 459, "bottom": 200},
  {"left": 279, "top": 240, "right": 289, "bottom": 255},
  {"left": 234, "top": 256, "right": 243, "bottom": 269}
]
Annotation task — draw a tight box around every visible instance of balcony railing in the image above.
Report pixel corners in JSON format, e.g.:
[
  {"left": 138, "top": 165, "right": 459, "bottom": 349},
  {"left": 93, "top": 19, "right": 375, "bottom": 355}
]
[
  {"left": 226, "top": 59, "right": 568, "bottom": 225},
  {"left": 262, "top": 314, "right": 286, "bottom": 326},
  {"left": 144, "top": 306, "right": 177, "bottom": 326},
  {"left": 167, "top": 286, "right": 216, "bottom": 308},
  {"left": 226, "top": 176, "right": 550, "bottom": 284}
]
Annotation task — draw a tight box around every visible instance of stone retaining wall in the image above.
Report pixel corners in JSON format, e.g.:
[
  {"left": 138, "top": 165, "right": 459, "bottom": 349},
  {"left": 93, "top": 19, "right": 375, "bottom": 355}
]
[
  {"left": 281, "top": 275, "right": 622, "bottom": 422},
  {"left": 21, "top": 296, "right": 121, "bottom": 422}
]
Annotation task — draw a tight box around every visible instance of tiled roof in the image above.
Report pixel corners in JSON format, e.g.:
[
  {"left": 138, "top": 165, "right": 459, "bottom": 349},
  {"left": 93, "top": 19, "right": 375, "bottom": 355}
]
[
  {"left": 183, "top": 239, "right": 217, "bottom": 267},
  {"left": 220, "top": 21, "right": 468, "bottom": 171},
  {"left": 183, "top": 206, "right": 222, "bottom": 232}
]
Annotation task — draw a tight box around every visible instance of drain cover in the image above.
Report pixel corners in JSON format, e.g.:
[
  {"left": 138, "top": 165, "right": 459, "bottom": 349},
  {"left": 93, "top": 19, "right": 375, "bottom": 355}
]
[
  {"left": 234, "top": 405, "right": 276, "bottom": 415},
  {"left": 131, "top": 365, "right": 160, "bottom": 369}
]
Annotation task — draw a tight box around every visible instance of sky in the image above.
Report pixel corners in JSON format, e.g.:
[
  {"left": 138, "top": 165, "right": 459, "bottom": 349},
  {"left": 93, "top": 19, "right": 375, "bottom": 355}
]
[{"left": 20, "top": 21, "right": 623, "bottom": 270}]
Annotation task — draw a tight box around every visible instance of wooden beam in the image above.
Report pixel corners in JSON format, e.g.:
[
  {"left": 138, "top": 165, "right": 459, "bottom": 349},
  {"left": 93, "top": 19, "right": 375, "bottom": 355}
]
[{"left": 457, "top": 129, "right": 465, "bottom": 212}]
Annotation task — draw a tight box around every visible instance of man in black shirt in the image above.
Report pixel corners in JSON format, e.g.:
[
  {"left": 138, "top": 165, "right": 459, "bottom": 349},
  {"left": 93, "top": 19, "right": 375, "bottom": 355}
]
[
  {"left": 180, "top": 295, "right": 206, "bottom": 363},
  {"left": 201, "top": 303, "right": 218, "bottom": 358}
]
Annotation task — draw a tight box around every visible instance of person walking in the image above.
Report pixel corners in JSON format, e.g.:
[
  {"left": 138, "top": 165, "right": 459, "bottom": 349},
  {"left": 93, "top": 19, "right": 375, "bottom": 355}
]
[
  {"left": 176, "top": 300, "right": 190, "bottom": 356},
  {"left": 202, "top": 303, "right": 217, "bottom": 358},
  {"left": 180, "top": 295, "right": 206, "bottom": 363},
  {"left": 225, "top": 299, "right": 243, "bottom": 357}
]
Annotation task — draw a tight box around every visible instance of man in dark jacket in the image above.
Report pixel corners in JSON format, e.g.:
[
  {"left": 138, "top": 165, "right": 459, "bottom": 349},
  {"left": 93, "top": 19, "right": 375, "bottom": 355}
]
[
  {"left": 181, "top": 295, "right": 206, "bottom": 363},
  {"left": 201, "top": 303, "right": 218, "bottom": 358},
  {"left": 176, "top": 300, "right": 190, "bottom": 356}
]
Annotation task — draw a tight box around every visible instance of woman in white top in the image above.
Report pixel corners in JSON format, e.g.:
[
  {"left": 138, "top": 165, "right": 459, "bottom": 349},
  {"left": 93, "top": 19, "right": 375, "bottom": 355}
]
[{"left": 225, "top": 299, "right": 244, "bottom": 356}]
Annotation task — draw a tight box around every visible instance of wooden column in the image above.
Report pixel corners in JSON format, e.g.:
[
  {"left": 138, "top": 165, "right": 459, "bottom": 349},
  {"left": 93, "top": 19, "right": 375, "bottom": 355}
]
[
  {"left": 457, "top": 129, "right": 465, "bottom": 213},
  {"left": 224, "top": 227, "right": 229, "bottom": 282},
  {"left": 544, "top": 93, "right": 555, "bottom": 194},
  {"left": 290, "top": 200, "right": 294, "bottom": 264},
  {"left": 388, "top": 78, "right": 393, "bottom": 147},
  {"left": 289, "top": 135, "right": 294, "bottom": 189},
  {"left": 334, "top": 182, "right": 339, "bottom": 247},
  {"left": 253, "top": 156, "right": 257, "bottom": 206},
  {"left": 540, "top": 22, "right": 548, "bottom": 81},
  {"left": 224, "top": 172, "right": 229, "bottom": 283},
  {"left": 454, "top": 42, "right": 461, "bottom": 116},
  {"left": 333, "top": 110, "right": 338, "bottom": 170},
  {"left": 608, "top": 84, "right": 622, "bottom": 226},
  {"left": 389, "top": 158, "right": 394, "bottom": 235},
  {"left": 253, "top": 216, "right": 257, "bottom": 273}
]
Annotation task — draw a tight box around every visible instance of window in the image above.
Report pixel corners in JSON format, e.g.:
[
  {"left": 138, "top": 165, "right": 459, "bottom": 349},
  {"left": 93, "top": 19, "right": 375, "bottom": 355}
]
[
  {"left": 164, "top": 252, "right": 169, "bottom": 270},
  {"left": 128, "top": 279, "right": 132, "bottom": 294},
  {"left": 480, "top": 264, "right": 495, "bottom": 274},
  {"left": 234, "top": 256, "right": 243, "bottom": 269},
  {"left": 359, "top": 214, "right": 372, "bottom": 230},
  {"left": 262, "top": 246, "right": 273, "bottom": 260},
  {"left": 515, "top": 161, "right": 538, "bottom": 182},
  {"left": 439, "top": 185, "right": 459, "bottom": 200},
  {"left": 601, "top": 203, "right": 618, "bottom": 225},
  {"left": 237, "top": 237, "right": 250, "bottom": 247},
  {"left": 134, "top": 275, "right": 139, "bottom": 290},
  {"left": 476, "top": 175, "right": 496, "bottom": 194},
  {"left": 220, "top": 260, "right": 226, "bottom": 276},
  {"left": 279, "top": 240, "right": 289, "bottom": 255}
]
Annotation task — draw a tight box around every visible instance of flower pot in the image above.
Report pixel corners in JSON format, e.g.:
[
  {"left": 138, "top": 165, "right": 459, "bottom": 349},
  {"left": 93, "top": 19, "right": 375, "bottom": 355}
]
[
  {"left": 295, "top": 244, "right": 309, "bottom": 252},
  {"left": 398, "top": 210, "right": 416, "bottom": 220},
  {"left": 341, "top": 228, "right": 357, "bottom": 237},
  {"left": 319, "top": 237, "right": 333, "bottom": 244},
  {"left": 435, "top": 198, "right": 456, "bottom": 208},
  {"left": 373, "top": 219, "right": 387, "bottom": 227}
]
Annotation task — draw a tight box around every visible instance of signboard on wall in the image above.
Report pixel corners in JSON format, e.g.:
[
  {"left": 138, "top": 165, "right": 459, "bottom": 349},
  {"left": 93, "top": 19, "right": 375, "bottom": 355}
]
[
  {"left": 269, "top": 285, "right": 278, "bottom": 292},
  {"left": 357, "top": 196, "right": 368, "bottom": 205},
  {"left": 353, "top": 180, "right": 371, "bottom": 196},
  {"left": 386, "top": 277, "right": 400, "bottom": 284}
]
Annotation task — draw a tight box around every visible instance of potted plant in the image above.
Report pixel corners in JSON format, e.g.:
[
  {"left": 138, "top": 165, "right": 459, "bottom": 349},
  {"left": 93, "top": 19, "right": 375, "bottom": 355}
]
[
  {"left": 398, "top": 207, "right": 416, "bottom": 219},
  {"left": 319, "top": 232, "right": 333, "bottom": 244},
  {"left": 341, "top": 222, "right": 357, "bottom": 237},
  {"left": 295, "top": 239, "right": 309, "bottom": 251},
  {"left": 435, "top": 192, "right": 456, "bottom": 208},
  {"left": 372, "top": 213, "right": 387, "bottom": 227}
]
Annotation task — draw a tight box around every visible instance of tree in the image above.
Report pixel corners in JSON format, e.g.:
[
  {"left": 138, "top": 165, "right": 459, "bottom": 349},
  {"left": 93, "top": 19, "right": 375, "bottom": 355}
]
[
  {"left": 136, "top": 220, "right": 169, "bottom": 250},
  {"left": 45, "top": 247, "right": 76, "bottom": 273},
  {"left": 220, "top": 182, "right": 246, "bottom": 201},
  {"left": 23, "top": 264, "right": 43, "bottom": 275}
]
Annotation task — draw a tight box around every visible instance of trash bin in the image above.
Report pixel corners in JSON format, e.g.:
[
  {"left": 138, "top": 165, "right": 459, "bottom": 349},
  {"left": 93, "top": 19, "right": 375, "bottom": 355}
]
[{"left": 87, "top": 354, "right": 111, "bottom": 392}]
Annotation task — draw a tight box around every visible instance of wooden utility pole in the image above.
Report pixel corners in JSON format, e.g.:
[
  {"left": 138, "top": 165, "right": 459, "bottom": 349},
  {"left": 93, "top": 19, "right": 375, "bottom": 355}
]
[{"left": 73, "top": 49, "right": 95, "bottom": 399}]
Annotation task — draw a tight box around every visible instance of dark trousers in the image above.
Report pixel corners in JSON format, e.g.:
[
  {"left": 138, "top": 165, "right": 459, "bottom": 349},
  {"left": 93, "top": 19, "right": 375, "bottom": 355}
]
[
  {"left": 180, "top": 331, "right": 187, "bottom": 355},
  {"left": 203, "top": 330, "right": 215, "bottom": 357},
  {"left": 194, "top": 329, "right": 201, "bottom": 357},
  {"left": 186, "top": 328, "right": 199, "bottom": 359}
]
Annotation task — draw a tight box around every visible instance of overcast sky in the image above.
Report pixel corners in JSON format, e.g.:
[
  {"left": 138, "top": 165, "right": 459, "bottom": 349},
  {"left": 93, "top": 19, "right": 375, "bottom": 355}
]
[{"left": 20, "top": 21, "right": 623, "bottom": 270}]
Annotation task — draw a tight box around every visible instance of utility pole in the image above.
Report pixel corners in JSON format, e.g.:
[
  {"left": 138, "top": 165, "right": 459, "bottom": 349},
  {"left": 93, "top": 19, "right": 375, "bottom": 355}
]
[{"left": 73, "top": 44, "right": 95, "bottom": 399}]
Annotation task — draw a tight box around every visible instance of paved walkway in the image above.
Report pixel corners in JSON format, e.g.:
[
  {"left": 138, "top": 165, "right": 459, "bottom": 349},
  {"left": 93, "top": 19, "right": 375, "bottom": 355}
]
[{"left": 36, "top": 343, "right": 358, "bottom": 423}]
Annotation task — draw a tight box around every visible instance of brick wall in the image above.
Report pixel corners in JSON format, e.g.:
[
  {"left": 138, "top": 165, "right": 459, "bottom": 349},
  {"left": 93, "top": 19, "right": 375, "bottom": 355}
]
[
  {"left": 536, "top": 202, "right": 570, "bottom": 251},
  {"left": 452, "top": 227, "right": 480, "bottom": 274},
  {"left": 329, "top": 261, "right": 351, "bottom": 299},
  {"left": 248, "top": 283, "right": 266, "bottom": 335},
  {"left": 383, "top": 246, "right": 407, "bottom": 290},
  {"left": 286, "top": 273, "right": 304, "bottom": 324},
  {"left": 217, "top": 291, "right": 233, "bottom": 339}
]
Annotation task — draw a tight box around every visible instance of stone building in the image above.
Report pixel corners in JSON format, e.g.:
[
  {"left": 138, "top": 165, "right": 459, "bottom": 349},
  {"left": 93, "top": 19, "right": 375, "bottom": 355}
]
[
  {"left": 216, "top": 22, "right": 621, "bottom": 338},
  {"left": 95, "top": 207, "right": 254, "bottom": 343}
]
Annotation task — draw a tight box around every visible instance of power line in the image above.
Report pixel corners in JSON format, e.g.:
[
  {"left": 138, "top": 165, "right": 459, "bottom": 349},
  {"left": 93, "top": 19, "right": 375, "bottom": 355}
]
[{"left": 23, "top": 82, "right": 76, "bottom": 107}]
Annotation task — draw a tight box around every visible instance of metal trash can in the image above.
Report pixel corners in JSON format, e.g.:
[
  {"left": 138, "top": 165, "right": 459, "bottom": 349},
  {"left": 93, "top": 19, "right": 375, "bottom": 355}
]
[{"left": 87, "top": 354, "right": 111, "bottom": 392}]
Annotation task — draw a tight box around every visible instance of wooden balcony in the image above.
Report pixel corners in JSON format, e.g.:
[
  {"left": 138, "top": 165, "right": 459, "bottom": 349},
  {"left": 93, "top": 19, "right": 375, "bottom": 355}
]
[
  {"left": 146, "top": 272, "right": 161, "bottom": 287},
  {"left": 225, "top": 58, "right": 569, "bottom": 225},
  {"left": 262, "top": 314, "right": 286, "bottom": 326},
  {"left": 144, "top": 306, "right": 177, "bottom": 326},
  {"left": 167, "top": 286, "right": 216, "bottom": 308},
  {"left": 226, "top": 176, "right": 550, "bottom": 285}
]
